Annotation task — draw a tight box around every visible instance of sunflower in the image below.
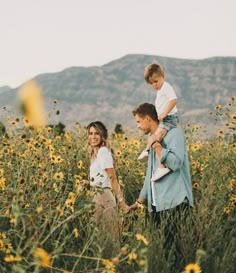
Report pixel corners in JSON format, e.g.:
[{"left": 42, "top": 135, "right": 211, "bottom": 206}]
[
  {"left": 217, "top": 129, "right": 224, "bottom": 136},
  {"left": 230, "top": 114, "right": 236, "bottom": 124},
  {"left": 116, "top": 150, "right": 122, "bottom": 157},
  {"left": 223, "top": 206, "right": 231, "bottom": 214},
  {"left": 4, "top": 255, "right": 22, "bottom": 262},
  {"left": 0, "top": 177, "right": 6, "bottom": 190},
  {"left": 135, "top": 233, "right": 149, "bottom": 246},
  {"left": 215, "top": 104, "right": 222, "bottom": 111},
  {"left": 53, "top": 172, "right": 64, "bottom": 181},
  {"left": 191, "top": 125, "right": 200, "bottom": 132},
  {"left": 191, "top": 144, "right": 200, "bottom": 152},
  {"left": 0, "top": 169, "right": 4, "bottom": 176},
  {"left": 120, "top": 142, "right": 127, "bottom": 149},
  {"left": 73, "top": 228, "right": 79, "bottom": 238},
  {"left": 185, "top": 263, "right": 202, "bottom": 273},
  {"left": 33, "top": 248, "right": 51, "bottom": 268},
  {"left": 77, "top": 160, "right": 83, "bottom": 169},
  {"left": 128, "top": 252, "right": 137, "bottom": 264},
  {"left": 102, "top": 259, "right": 116, "bottom": 273}
]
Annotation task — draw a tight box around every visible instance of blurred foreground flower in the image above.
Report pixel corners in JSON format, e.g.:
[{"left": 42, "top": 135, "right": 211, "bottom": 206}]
[
  {"left": 18, "top": 80, "right": 47, "bottom": 127},
  {"left": 33, "top": 248, "right": 51, "bottom": 268}
]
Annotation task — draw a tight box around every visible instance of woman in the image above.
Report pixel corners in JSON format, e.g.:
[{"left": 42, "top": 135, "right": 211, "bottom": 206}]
[{"left": 81, "top": 121, "right": 129, "bottom": 234}]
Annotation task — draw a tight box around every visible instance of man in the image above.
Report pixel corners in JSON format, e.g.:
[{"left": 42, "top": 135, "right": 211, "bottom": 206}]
[{"left": 130, "top": 103, "right": 193, "bottom": 269}]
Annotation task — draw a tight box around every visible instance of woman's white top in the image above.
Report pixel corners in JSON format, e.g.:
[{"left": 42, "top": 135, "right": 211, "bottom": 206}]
[{"left": 89, "top": 147, "right": 113, "bottom": 188}]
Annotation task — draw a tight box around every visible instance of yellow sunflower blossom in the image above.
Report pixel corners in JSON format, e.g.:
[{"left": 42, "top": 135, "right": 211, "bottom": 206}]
[
  {"left": 230, "top": 195, "right": 236, "bottom": 203},
  {"left": 135, "top": 233, "right": 149, "bottom": 246},
  {"left": 65, "top": 192, "right": 76, "bottom": 211},
  {"left": 215, "top": 104, "right": 222, "bottom": 111},
  {"left": 76, "top": 122, "right": 81, "bottom": 132},
  {"left": 116, "top": 150, "right": 122, "bottom": 157},
  {"left": 54, "top": 155, "right": 63, "bottom": 164},
  {"left": 36, "top": 206, "right": 43, "bottom": 213},
  {"left": 77, "top": 160, "right": 83, "bottom": 169},
  {"left": 74, "top": 174, "right": 82, "bottom": 181},
  {"left": 53, "top": 183, "right": 59, "bottom": 192},
  {"left": 230, "top": 114, "right": 236, "bottom": 124},
  {"left": 56, "top": 205, "right": 64, "bottom": 216},
  {"left": 228, "top": 178, "right": 236, "bottom": 190},
  {"left": 137, "top": 203, "right": 145, "bottom": 217},
  {"left": 33, "top": 248, "right": 51, "bottom": 268},
  {"left": 3, "top": 242, "right": 12, "bottom": 254},
  {"left": 128, "top": 252, "right": 137, "bottom": 264},
  {"left": 75, "top": 181, "right": 83, "bottom": 194},
  {"left": 193, "top": 182, "right": 200, "bottom": 189},
  {"left": 4, "top": 254, "right": 22, "bottom": 262},
  {"left": 53, "top": 172, "right": 64, "bottom": 181},
  {"left": 217, "top": 129, "right": 224, "bottom": 137},
  {"left": 191, "top": 125, "right": 200, "bottom": 132},
  {"left": 120, "top": 142, "right": 127, "bottom": 149},
  {"left": 0, "top": 177, "right": 6, "bottom": 190},
  {"left": 185, "top": 263, "right": 202, "bottom": 273},
  {"left": 223, "top": 206, "right": 231, "bottom": 214},
  {"left": 191, "top": 144, "right": 200, "bottom": 151},
  {"left": 102, "top": 259, "right": 116, "bottom": 273},
  {"left": 132, "top": 140, "right": 141, "bottom": 148},
  {"left": 73, "top": 228, "right": 79, "bottom": 238},
  {"left": 65, "top": 132, "right": 71, "bottom": 141},
  {"left": 0, "top": 168, "right": 4, "bottom": 176},
  {"left": 9, "top": 120, "right": 17, "bottom": 126}
]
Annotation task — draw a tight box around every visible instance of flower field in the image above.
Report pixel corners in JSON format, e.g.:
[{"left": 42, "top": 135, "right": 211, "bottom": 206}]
[{"left": 0, "top": 94, "right": 235, "bottom": 273}]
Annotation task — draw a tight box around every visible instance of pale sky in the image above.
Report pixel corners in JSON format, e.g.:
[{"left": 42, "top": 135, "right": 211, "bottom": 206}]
[{"left": 0, "top": 0, "right": 235, "bottom": 88}]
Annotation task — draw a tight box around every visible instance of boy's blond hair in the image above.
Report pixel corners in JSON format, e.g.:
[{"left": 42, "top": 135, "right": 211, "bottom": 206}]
[{"left": 144, "top": 63, "right": 165, "bottom": 84}]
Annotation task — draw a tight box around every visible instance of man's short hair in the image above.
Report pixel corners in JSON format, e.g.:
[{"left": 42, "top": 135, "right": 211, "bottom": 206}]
[{"left": 132, "top": 103, "right": 158, "bottom": 121}]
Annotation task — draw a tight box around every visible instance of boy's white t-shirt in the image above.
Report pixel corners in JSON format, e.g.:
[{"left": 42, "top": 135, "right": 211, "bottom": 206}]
[
  {"left": 155, "top": 81, "right": 178, "bottom": 115},
  {"left": 89, "top": 146, "right": 113, "bottom": 188}
]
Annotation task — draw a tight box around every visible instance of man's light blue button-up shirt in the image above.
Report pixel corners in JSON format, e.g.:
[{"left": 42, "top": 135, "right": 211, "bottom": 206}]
[{"left": 139, "top": 127, "right": 194, "bottom": 212}]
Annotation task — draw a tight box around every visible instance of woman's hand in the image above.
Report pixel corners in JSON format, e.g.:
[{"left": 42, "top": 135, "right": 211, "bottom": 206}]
[
  {"left": 119, "top": 201, "right": 130, "bottom": 213},
  {"left": 80, "top": 179, "right": 90, "bottom": 187}
]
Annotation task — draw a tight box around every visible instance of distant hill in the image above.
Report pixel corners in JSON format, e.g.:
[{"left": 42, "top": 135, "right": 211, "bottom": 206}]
[{"left": 0, "top": 54, "right": 235, "bottom": 132}]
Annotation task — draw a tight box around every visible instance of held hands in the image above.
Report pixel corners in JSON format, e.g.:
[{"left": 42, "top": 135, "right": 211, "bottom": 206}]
[
  {"left": 129, "top": 200, "right": 144, "bottom": 211},
  {"left": 129, "top": 202, "right": 139, "bottom": 210}
]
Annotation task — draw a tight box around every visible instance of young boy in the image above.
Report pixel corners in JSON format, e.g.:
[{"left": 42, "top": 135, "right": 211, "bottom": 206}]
[{"left": 138, "top": 63, "right": 179, "bottom": 181}]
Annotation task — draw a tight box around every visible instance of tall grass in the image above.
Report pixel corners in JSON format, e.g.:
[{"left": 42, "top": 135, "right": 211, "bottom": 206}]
[{"left": 0, "top": 97, "right": 235, "bottom": 273}]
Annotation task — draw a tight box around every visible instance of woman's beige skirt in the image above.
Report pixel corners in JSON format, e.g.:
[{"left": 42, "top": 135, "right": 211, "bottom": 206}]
[{"left": 91, "top": 188, "right": 120, "bottom": 243}]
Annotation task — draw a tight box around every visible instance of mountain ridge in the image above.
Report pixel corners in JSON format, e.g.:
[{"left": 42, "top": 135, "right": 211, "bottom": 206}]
[{"left": 0, "top": 54, "right": 235, "bottom": 132}]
